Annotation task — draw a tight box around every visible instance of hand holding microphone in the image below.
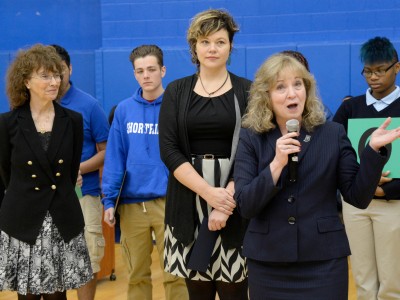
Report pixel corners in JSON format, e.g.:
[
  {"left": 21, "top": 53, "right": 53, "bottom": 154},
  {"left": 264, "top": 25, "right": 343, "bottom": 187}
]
[
  {"left": 285, "top": 119, "right": 300, "bottom": 182},
  {"left": 271, "top": 119, "right": 301, "bottom": 184}
]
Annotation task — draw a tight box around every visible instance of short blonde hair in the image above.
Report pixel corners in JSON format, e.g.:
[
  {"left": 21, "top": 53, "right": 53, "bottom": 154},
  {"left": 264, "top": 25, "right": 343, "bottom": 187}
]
[
  {"left": 242, "top": 54, "right": 326, "bottom": 133},
  {"left": 187, "top": 9, "right": 239, "bottom": 67},
  {"left": 6, "top": 44, "right": 64, "bottom": 109}
]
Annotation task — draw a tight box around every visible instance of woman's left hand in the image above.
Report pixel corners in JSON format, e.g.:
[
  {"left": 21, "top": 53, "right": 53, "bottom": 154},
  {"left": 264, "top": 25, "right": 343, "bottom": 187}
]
[
  {"left": 208, "top": 209, "right": 229, "bottom": 231},
  {"left": 369, "top": 117, "right": 400, "bottom": 152}
]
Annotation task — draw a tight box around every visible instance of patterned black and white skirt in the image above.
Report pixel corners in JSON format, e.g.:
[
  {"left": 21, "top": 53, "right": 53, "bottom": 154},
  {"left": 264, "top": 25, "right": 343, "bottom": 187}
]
[
  {"left": 0, "top": 212, "right": 93, "bottom": 295},
  {"left": 164, "top": 158, "right": 247, "bottom": 282}
]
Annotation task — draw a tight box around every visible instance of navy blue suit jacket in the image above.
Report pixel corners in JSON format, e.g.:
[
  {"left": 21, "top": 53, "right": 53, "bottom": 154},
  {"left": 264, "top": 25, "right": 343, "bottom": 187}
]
[{"left": 234, "top": 121, "right": 387, "bottom": 262}]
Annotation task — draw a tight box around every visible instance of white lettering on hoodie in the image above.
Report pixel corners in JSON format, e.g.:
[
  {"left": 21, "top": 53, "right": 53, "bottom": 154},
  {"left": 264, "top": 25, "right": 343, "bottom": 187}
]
[{"left": 126, "top": 122, "right": 159, "bottom": 135}]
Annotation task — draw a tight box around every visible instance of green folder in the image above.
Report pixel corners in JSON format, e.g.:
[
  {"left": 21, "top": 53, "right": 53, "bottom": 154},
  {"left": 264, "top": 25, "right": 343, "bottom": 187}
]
[{"left": 348, "top": 118, "right": 400, "bottom": 178}]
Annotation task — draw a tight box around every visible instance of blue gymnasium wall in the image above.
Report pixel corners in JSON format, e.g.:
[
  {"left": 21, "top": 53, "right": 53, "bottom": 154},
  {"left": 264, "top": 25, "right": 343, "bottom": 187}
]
[
  {"left": 0, "top": 0, "right": 102, "bottom": 113},
  {"left": 1, "top": 0, "right": 400, "bottom": 116}
]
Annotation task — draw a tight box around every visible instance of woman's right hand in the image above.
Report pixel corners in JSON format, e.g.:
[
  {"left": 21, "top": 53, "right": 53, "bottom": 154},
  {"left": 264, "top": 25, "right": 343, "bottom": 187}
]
[
  {"left": 273, "top": 131, "right": 301, "bottom": 168},
  {"left": 269, "top": 131, "right": 300, "bottom": 185},
  {"left": 202, "top": 186, "right": 236, "bottom": 214},
  {"left": 104, "top": 207, "right": 116, "bottom": 227}
]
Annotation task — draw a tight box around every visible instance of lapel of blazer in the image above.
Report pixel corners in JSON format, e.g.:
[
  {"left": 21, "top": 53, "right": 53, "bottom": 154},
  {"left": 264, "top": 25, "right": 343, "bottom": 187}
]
[
  {"left": 266, "top": 127, "right": 282, "bottom": 155},
  {"left": 47, "top": 102, "right": 69, "bottom": 163},
  {"left": 297, "top": 127, "right": 313, "bottom": 163},
  {"left": 17, "top": 104, "right": 54, "bottom": 178}
]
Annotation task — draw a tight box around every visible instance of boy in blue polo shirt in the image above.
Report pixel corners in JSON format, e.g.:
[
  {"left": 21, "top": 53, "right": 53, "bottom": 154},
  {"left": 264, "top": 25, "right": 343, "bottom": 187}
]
[{"left": 53, "top": 45, "right": 110, "bottom": 300}]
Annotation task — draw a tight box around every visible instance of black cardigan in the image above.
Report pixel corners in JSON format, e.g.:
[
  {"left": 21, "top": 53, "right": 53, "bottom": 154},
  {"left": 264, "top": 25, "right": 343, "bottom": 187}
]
[
  {"left": 0, "top": 102, "right": 84, "bottom": 245},
  {"left": 159, "top": 72, "right": 251, "bottom": 248}
]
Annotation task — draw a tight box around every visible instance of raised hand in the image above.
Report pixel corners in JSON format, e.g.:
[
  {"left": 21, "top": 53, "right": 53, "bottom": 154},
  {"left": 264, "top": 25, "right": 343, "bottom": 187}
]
[{"left": 369, "top": 117, "right": 400, "bottom": 152}]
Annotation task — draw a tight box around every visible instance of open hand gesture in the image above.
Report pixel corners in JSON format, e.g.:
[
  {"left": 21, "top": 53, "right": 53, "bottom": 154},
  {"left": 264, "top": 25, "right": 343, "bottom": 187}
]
[{"left": 369, "top": 117, "right": 400, "bottom": 152}]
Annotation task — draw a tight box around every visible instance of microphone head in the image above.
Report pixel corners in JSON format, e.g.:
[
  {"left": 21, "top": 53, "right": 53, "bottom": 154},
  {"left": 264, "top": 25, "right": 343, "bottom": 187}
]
[{"left": 286, "top": 119, "right": 299, "bottom": 133}]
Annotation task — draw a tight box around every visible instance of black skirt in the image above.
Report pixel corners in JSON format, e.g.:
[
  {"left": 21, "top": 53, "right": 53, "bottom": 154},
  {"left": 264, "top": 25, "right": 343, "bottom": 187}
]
[{"left": 247, "top": 257, "right": 348, "bottom": 300}]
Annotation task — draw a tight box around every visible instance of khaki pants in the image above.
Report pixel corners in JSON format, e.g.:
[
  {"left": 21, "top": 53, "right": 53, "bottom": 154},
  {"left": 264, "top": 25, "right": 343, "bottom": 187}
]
[
  {"left": 343, "top": 200, "right": 400, "bottom": 300},
  {"left": 118, "top": 198, "right": 188, "bottom": 300},
  {"left": 79, "top": 194, "right": 105, "bottom": 273}
]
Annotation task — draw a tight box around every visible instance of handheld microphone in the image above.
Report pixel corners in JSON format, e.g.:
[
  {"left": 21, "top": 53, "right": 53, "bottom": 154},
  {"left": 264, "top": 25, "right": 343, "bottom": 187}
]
[{"left": 286, "top": 119, "right": 299, "bottom": 182}]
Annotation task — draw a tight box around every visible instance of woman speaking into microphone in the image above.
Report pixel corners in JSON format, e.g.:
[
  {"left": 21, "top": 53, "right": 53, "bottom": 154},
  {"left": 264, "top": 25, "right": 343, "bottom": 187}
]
[{"left": 233, "top": 53, "right": 400, "bottom": 299}]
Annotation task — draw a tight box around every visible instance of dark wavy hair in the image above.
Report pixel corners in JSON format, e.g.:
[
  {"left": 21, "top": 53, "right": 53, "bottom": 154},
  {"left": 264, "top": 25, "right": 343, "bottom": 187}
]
[{"left": 360, "top": 37, "right": 398, "bottom": 64}]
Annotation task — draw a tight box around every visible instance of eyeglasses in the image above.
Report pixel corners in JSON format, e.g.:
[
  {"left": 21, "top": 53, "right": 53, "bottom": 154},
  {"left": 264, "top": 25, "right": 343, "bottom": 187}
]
[
  {"left": 31, "top": 73, "right": 62, "bottom": 83},
  {"left": 361, "top": 61, "right": 398, "bottom": 78}
]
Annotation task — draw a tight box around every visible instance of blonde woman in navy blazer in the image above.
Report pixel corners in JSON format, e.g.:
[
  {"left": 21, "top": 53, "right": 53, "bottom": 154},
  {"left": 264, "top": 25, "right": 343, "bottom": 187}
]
[
  {"left": 234, "top": 54, "right": 400, "bottom": 299},
  {"left": 0, "top": 44, "right": 92, "bottom": 299}
]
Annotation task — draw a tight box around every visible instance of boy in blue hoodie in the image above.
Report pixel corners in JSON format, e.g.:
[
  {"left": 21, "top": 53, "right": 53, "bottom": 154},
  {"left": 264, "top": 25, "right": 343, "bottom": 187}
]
[{"left": 102, "top": 45, "right": 188, "bottom": 300}]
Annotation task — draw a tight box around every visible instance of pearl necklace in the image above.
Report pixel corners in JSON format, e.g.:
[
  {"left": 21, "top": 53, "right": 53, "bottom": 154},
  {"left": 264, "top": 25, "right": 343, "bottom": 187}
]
[{"left": 198, "top": 72, "right": 229, "bottom": 98}]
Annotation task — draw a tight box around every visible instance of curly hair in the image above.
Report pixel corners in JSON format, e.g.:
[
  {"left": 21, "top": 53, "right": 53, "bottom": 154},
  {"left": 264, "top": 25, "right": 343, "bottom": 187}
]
[
  {"left": 242, "top": 54, "right": 326, "bottom": 133},
  {"left": 6, "top": 44, "right": 64, "bottom": 109},
  {"left": 187, "top": 9, "right": 239, "bottom": 68}
]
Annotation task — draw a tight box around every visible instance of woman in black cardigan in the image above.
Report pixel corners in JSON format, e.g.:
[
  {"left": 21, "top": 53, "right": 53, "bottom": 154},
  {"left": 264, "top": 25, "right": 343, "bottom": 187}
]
[
  {"left": 0, "top": 44, "right": 92, "bottom": 299},
  {"left": 159, "top": 9, "right": 250, "bottom": 300}
]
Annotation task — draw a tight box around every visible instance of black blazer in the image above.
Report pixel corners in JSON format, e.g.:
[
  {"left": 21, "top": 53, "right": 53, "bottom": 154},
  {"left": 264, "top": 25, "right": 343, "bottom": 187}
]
[
  {"left": 0, "top": 101, "right": 84, "bottom": 245},
  {"left": 0, "top": 180, "right": 4, "bottom": 207},
  {"left": 234, "top": 122, "right": 387, "bottom": 262}
]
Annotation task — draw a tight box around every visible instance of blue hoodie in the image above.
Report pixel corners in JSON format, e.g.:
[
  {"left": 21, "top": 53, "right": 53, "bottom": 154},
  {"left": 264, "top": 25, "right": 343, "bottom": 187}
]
[{"left": 102, "top": 88, "right": 168, "bottom": 210}]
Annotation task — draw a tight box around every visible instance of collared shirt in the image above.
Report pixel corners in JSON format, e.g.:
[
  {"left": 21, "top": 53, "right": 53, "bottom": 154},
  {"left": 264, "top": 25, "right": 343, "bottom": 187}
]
[{"left": 366, "top": 86, "right": 400, "bottom": 112}]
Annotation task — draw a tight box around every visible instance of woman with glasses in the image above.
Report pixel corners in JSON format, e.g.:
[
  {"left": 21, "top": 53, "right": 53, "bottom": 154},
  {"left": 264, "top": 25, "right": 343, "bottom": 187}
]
[
  {"left": 0, "top": 44, "right": 92, "bottom": 300},
  {"left": 333, "top": 36, "right": 400, "bottom": 299}
]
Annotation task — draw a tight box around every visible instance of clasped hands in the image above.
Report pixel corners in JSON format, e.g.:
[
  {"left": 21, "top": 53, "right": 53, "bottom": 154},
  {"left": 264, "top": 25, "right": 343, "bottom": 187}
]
[{"left": 203, "top": 181, "right": 236, "bottom": 231}]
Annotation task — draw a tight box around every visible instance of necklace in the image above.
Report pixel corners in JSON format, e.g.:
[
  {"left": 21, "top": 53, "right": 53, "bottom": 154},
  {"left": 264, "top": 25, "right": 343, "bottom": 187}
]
[{"left": 198, "top": 72, "right": 229, "bottom": 97}]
